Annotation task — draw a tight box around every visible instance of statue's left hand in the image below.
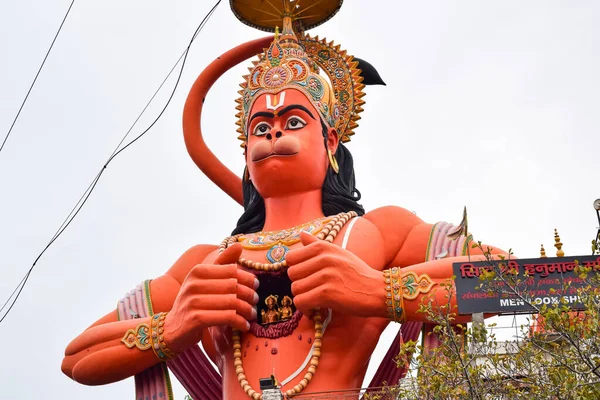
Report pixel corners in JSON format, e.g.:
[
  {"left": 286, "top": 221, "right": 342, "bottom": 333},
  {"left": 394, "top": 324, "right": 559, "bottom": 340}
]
[{"left": 287, "top": 232, "right": 387, "bottom": 318}]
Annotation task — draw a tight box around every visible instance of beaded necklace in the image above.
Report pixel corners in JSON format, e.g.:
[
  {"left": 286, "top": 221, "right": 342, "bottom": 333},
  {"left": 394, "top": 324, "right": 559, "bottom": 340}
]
[
  {"left": 222, "top": 211, "right": 357, "bottom": 399},
  {"left": 218, "top": 211, "right": 357, "bottom": 272}
]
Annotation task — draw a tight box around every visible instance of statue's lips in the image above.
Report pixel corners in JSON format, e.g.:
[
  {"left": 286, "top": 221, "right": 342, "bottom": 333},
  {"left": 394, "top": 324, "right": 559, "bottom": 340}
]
[{"left": 252, "top": 152, "right": 298, "bottom": 162}]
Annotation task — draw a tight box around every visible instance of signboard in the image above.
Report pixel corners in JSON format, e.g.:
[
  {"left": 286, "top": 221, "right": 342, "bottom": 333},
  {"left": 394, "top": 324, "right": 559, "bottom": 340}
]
[{"left": 453, "top": 255, "right": 600, "bottom": 315}]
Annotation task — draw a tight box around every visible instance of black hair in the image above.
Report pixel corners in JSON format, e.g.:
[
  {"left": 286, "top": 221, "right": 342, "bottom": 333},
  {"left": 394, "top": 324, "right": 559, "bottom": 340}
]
[{"left": 232, "top": 120, "right": 365, "bottom": 235}]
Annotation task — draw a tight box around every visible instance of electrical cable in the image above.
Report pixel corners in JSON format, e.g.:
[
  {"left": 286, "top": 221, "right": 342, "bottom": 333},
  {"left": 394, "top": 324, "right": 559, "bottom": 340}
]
[
  {"left": 0, "top": 1, "right": 220, "bottom": 320},
  {"left": 0, "top": 0, "right": 222, "bottom": 323},
  {"left": 0, "top": 0, "right": 76, "bottom": 156}
]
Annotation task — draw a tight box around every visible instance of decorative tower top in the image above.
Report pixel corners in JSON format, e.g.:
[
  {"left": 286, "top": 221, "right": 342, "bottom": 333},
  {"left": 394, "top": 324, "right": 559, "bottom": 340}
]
[
  {"left": 540, "top": 244, "right": 547, "bottom": 258},
  {"left": 554, "top": 229, "right": 565, "bottom": 257}
]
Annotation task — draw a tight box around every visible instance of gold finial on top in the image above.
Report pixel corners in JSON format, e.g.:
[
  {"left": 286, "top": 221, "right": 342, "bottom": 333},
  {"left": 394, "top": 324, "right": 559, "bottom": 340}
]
[
  {"left": 540, "top": 244, "right": 547, "bottom": 258},
  {"left": 279, "top": 16, "right": 299, "bottom": 45},
  {"left": 274, "top": 26, "right": 279, "bottom": 40},
  {"left": 230, "top": 0, "right": 343, "bottom": 33},
  {"left": 554, "top": 229, "right": 565, "bottom": 257}
]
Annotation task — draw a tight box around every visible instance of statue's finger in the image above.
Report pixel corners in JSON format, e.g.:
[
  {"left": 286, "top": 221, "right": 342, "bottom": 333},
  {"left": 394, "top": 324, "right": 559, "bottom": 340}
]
[
  {"left": 293, "top": 288, "right": 322, "bottom": 315},
  {"left": 229, "top": 315, "right": 251, "bottom": 332},
  {"left": 236, "top": 268, "right": 260, "bottom": 290},
  {"left": 202, "top": 310, "right": 250, "bottom": 332},
  {"left": 214, "top": 243, "right": 243, "bottom": 265},
  {"left": 183, "top": 278, "right": 237, "bottom": 295},
  {"left": 237, "top": 284, "right": 259, "bottom": 305},
  {"left": 287, "top": 256, "right": 325, "bottom": 281},
  {"left": 190, "top": 263, "right": 237, "bottom": 279},
  {"left": 236, "top": 298, "right": 258, "bottom": 321},
  {"left": 290, "top": 271, "right": 323, "bottom": 296},
  {"left": 190, "top": 293, "right": 238, "bottom": 311},
  {"left": 286, "top": 240, "right": 325, "bottom": 266},
  {"left": 299, "top": 231, "right": 319, "bottom": 246}
]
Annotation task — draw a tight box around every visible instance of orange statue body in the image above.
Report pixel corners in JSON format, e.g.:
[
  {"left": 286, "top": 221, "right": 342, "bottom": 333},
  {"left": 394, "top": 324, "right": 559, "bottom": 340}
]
[{"left": 62, "top": 2, "right": 507, "bottom": 399}]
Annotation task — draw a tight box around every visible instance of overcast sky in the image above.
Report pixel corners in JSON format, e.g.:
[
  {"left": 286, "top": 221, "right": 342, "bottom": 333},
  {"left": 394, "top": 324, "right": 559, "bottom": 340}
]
[{"left": 1, "top": 1, "right": 599, "bottom": 398}]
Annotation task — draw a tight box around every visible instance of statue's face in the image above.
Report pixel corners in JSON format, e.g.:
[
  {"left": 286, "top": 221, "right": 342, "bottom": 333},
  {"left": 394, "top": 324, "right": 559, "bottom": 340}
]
[{"left": 246, "top": 88, "right": 338, "bottom": 198}]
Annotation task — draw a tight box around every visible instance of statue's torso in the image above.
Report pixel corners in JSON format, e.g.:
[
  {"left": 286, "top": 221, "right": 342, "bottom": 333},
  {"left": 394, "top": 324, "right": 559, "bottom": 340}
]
[{"left": 201, "top": 217, "right": 390, "bottom": 397}]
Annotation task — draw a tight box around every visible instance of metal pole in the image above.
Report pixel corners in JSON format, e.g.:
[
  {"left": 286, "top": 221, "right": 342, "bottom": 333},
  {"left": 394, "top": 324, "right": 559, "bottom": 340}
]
[
  {"left": 472, "top": 312, "right": 486, "bottom": 342},
  {"left": 593, "top": 200, "right": 600, "bottom": 255},
  {"left": 595, "top": 209, "right": 600, "bottom": 255}
]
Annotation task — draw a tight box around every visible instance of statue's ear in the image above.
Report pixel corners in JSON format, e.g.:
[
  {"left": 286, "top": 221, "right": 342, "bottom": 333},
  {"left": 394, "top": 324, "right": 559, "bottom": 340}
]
[
  {"left": 354, "top": 57, "right": 386, "bottom": 86},
  {"left": 327, "top": 127, "right": 340, "bottom": 154}
]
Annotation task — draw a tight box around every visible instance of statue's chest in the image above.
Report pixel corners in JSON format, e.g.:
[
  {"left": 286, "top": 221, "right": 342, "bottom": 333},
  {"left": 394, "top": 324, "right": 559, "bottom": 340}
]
[
  {"left": 208, "top": 243, "right": 310, "bottom": 364},
  {"left": 210, "top": 213, "right": 359, "bottom": 358},
  {"left": 239, "top": 245, "right": 303, "bottom": 330}
]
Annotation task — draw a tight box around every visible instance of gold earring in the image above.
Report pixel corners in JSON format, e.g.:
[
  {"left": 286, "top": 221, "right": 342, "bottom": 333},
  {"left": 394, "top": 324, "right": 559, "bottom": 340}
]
[{"left": 327, "top": 149, "right": 339, "bottom": 174}]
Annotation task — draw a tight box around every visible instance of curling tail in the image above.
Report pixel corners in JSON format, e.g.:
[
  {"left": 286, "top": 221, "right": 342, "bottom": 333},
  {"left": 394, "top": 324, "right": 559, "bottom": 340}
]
[{"left": 183, "top": 36, "right": 272, "bottom": 205}]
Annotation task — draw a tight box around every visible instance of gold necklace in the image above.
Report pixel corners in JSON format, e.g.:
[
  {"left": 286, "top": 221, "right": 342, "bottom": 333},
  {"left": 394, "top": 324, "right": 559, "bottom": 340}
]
[
  {"left": 228, "top": 211, "right": 357, "bottom": 399},
  {"left": 219, "top": 211, "right": 357, "bottom": 272},
  {"left": 238, "top": 216, "right": 333, "bottom": 249}
]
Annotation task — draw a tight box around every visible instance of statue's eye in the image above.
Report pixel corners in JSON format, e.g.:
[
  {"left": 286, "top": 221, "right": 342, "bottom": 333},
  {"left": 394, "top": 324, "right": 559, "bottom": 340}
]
[
  {"left": 253, "top": 122, "right": 271, "bottom": 136},
  {"left": 285, "top": 116, "right": 307, "bottom": 131}
]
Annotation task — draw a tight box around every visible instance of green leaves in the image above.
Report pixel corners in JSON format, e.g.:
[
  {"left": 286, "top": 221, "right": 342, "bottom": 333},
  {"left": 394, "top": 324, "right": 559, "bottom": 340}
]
[{"left": 396, "top": 246, "right": 600, "bottom": 399}]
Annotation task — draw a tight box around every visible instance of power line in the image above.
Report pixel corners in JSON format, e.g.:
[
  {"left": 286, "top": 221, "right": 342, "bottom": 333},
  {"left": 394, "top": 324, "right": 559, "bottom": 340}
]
[
  {"left": 0, "top": 0, "right": 221, "bottom": 320},
  {"left": 0, "top": 0, "right": 222, "bottom": 323},
  {"left": 0, "top": 0, "right": 76, "bottom": 156}
]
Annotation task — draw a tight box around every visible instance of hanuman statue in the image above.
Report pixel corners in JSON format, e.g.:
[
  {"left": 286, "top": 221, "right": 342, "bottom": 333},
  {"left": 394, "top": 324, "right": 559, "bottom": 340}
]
[{"left": 62, "top": 1, "right": 506, "bottom": 399}]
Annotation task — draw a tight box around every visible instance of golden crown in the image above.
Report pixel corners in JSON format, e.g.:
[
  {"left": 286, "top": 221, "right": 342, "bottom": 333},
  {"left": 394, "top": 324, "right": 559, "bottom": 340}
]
[{"left": 235, "top": 15, "right": 365, "bottom": 147}]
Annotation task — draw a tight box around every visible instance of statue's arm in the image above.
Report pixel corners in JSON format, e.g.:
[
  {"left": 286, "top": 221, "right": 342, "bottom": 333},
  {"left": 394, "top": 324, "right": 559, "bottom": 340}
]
[
  {"left": 287, "top": 206, "right": 507, "bottom": 322},
  {"left": 364, "top": 206, "right": 508, "bottom": 323},
  {"left": 61, "top": 244, "right": 217, "bottom": 385}
]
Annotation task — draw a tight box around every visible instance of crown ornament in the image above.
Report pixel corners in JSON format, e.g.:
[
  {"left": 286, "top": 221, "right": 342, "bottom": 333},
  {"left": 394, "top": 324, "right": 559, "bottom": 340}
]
[{"left": 234, "top": 6, "right": 365, "bottom": 148}]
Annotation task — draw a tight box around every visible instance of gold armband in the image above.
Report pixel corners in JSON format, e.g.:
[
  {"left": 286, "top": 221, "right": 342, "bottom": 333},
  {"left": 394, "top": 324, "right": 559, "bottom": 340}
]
[
  {"left": 384, "top": 267, "right": 405, "bottom": 323},
  {"left": 122, "top": 322, "right": 152, "bottom": 350},
  {"left": 121, "top": 312, "right": 176, "bottom": 361},
  {"left": 384, "top": 269, "right": 437, "bottom": 323},
  {"left": 150, "top": 312, "right": 176, "bottom": 361}
]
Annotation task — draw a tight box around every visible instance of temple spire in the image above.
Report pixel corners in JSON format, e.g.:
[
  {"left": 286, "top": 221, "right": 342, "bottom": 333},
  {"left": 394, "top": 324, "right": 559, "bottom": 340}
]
[{"left": 554, "top": 229, "right": 565, "bottom": 257}]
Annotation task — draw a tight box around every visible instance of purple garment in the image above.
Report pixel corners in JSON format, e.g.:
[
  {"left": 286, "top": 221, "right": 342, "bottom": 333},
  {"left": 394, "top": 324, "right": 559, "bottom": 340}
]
[
  {"left": 167, "top": 346, "right": 222, "bottom": 400},
  {"left": 366, "top": 321, "right": 423, "bottom": 391}
]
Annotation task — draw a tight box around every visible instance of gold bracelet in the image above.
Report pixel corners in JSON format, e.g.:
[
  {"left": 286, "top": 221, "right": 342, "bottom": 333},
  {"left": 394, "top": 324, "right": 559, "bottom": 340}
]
[
  {"left": 384, "top": 269, "right": 437, "bottom": 324},
  {"left": 150, "top": 312, "right": 176, "bottom": 361},
  {"left": 384, "top": 267, "right": 405, "bottom": 323},
  {"left": 121, "top": 312, "right": 176, "bottom": 361}
]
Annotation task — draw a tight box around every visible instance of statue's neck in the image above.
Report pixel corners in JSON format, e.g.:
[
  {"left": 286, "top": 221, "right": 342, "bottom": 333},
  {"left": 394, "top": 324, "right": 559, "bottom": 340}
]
[{"left": 262, "top": 189, "right": 324, "bottom": 231}]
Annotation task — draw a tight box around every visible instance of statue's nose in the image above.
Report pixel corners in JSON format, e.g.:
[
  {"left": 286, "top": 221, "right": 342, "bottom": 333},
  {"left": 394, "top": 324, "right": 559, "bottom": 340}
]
[{"left": 265, "top": 131, "right": 283, "bottom": 141}]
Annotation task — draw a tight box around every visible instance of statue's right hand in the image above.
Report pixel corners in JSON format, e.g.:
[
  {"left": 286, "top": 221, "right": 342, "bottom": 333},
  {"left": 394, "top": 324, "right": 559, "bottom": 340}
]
[{"left": 164, "top": 243, "right": 259, "bottom": 353}]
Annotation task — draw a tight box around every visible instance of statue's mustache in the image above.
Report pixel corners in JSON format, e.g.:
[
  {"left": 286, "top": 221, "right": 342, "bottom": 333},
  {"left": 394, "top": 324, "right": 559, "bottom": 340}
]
[{"left": 250, "top": 136, "right": 300, "bottom": 162}]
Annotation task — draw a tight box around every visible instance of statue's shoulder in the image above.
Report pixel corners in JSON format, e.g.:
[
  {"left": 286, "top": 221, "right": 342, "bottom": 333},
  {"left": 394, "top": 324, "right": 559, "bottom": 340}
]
[
  {"left": 363, "top": 206, "right": 423, "bottom": 235},
  {"left": 363, "top": 206, "right": 431, "bottom": 266},
  {"left": 165, "top": 244, "right": 219, "bottom": 284}
]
